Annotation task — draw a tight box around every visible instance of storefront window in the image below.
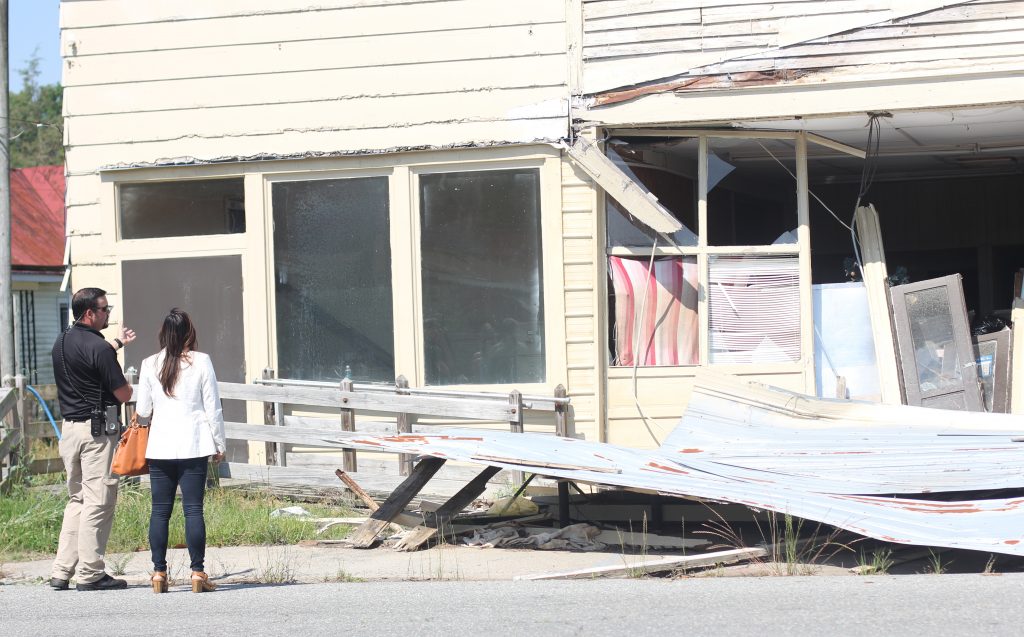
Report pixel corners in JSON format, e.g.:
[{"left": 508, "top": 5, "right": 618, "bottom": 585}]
[
  {"left": 420, "top": 169, "right": 545, "bottom": 385},
  {"left": 272, "top": 177, "right": 394, "bottom": 382}
]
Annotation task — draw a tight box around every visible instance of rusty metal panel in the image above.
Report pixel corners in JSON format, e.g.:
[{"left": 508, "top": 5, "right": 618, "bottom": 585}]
[{"left": 326, "top": 370, "right": 1024, "bottom": 555}]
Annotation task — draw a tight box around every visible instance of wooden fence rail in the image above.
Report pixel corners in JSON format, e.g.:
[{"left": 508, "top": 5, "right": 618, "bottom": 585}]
[{"left": 8, "top": 370, "right": 572, "bottom": 495}]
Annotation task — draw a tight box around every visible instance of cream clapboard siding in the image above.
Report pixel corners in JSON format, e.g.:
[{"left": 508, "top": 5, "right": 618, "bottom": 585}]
[
  {"left": 560, "top": 157, "right": 602, "bottom": 442},
  {"left": 61, "top": 0, "right": 572, "bottom": 384},
  {"left": 580, "top": 0, "right": 1024, "bottom": 95}
]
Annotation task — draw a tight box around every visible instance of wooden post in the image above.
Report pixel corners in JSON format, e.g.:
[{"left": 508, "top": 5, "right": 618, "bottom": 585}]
[
  {"left": 557, "top": 480, "right": 571, "bottom": 528},
  {"left": 123, "top": 367, "right": 137, "bottom": 423},
  {"left": 395, "top": 375, "right": 413, "bottom": 476},
  {"left": 261, "top": 368, "right": 277, "bottom": 466},
  {"left": 348, "top": 456, "right": 446, "bottom": 548},
  {"left": 554, "top": 384, "right": 568, "bottom": 437},
  {"left": 14, "top": 374, "right": 25, "bottom": 461},
  {"left": 274, "top": 400, "right": 286, "bottom": 467},
  {"left": 508, "top": 389, "right": 524, "bottom": 485},
  {"left": 340, "top": 378, "right": 356, "bottom": 472}
]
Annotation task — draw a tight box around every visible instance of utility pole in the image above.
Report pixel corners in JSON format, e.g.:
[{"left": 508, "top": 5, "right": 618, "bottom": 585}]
[{"left": 0, "top": 0, "right": 12, "bottom": 379}]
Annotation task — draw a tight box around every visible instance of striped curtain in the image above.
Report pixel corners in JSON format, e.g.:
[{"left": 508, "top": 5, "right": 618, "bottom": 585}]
[{"left": 609, "top": 256, "right": 699, "bottom": 366}]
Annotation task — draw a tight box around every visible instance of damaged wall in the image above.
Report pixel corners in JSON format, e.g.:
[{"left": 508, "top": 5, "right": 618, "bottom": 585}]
[{"left": 579, "top": 1, "right": 1024, "bottom": 124}]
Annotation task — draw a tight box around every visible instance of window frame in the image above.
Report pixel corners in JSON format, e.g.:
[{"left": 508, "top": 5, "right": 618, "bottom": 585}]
[
  {"left": 260, "top": 149, "right": 565, "bottom": 391},
  {"left": 602, "top": 130, "right": 814, "bottom": 381}
]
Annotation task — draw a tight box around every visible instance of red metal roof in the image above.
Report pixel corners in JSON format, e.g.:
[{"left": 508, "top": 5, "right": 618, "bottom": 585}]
[{"left": 11, "top": 165, "right": 65, "bottom": 270}]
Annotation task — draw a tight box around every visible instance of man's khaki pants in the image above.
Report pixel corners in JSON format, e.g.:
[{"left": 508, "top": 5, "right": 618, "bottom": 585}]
[{"left": 51, "top": 420, "right": 119, "bottom": 583}]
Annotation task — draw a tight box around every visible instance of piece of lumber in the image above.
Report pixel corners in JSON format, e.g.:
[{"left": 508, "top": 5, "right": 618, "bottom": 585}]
[
  {"left": 348, "top": 457, "right": 446, "bottom": 548},
  {"left": 855, "top": 204, "right": 903, "bottom": 405},
  {"left": 336, "top": 469, "right": 379, "bottom": 511},
  {"left": 1011, "top": 299, "right": 1024, "bottom": 414},
  {"left": 394, "top": 466, "right": 502, "bottom": 551},
  {"left": 514, "top": 547, "right": 767, "bottom": 580}
]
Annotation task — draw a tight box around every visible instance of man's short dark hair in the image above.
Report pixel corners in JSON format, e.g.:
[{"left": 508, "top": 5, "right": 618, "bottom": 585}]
[{"left": 72, "top": 288, "right": 107, "bottom": 320}]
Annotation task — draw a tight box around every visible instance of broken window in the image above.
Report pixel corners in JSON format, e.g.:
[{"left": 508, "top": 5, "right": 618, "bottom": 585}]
[
  {"left": 272, "top": 177, "right": 395, "bottom": 382},
  {"left": 119, "top": 178, "right": 245, "bottom": 239},
  {"left": 605, "top": 138, "right": 698, "bottom": 248},
  {"left": 707, "top": 138, "right": 798, "bottom": 246},
  {"left": 420, "top": 169, "right": 545, "bottom": 385},
  {"left": 601, "top": 133, "right": 807, "bottom": 369}
]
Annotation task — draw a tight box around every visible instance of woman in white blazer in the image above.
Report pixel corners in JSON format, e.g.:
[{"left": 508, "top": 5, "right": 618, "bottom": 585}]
[{"left": 135, "top": 308, "right": 226, "bottom": 594}]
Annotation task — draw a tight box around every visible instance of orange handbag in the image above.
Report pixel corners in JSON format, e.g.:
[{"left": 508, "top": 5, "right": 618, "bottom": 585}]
[{"left": 111, "top": 413, "right": 150, "bottom": 477}]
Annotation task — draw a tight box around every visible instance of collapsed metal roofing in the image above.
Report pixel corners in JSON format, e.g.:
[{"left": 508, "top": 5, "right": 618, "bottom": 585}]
[{"left": 333, "top": 371, "right": 1024, "bottom": 555}]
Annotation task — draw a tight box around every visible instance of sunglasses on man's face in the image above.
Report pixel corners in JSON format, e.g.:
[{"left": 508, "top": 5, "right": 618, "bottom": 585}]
[{"left": 93, "top": 305, "right": 114, "bottom": 314}]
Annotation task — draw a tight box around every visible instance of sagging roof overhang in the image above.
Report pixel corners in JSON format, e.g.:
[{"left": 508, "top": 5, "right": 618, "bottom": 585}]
[
  {"left": 330, "top": 371, "right": 1024, "bottom": 555},
  {"left": 562, "top": 137, "right": 682, "bottom": 234}
]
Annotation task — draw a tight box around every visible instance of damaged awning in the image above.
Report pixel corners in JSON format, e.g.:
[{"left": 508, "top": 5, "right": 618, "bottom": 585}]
[
  {"left": 332, "top": 370, "right": 1024, "bottom": 556},
  {"left": 562, "top": 137, "right": 683, "bottom": 234}
]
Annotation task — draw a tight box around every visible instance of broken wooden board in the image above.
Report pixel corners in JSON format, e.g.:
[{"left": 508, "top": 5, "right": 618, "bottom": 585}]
[
  {"left": 514, "top": 547, "right": 767, "bottom": 580},
  {"left": 854, "top": 204, "right": 903, "bottom": 405},
  {"left": 394, "top": 465, "right": 502, "bottom": 552},
  {"left": 348, "top": 457, "right": 446, "bottom": 548}
]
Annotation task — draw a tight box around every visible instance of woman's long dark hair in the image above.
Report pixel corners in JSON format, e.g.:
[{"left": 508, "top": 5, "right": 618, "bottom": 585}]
[{"left": 158, "top": 308, "right": 198, "bottom": 397}]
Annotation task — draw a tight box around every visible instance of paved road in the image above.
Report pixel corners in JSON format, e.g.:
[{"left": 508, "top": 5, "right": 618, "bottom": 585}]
[{"left": 1, "top": 575, "right": 1018, "bottom": 636}]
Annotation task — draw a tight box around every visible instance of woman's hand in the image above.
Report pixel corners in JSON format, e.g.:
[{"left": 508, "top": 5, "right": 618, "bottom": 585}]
[{"left": 212, "top": 452, "right": 225, "bottom": 463}]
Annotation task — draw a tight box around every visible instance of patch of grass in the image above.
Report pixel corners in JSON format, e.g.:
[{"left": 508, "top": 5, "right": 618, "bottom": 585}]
[
  {"left": 0, "top": 483, "right": 353, "bottom": 563},
  {"left": 108, "top": 552, "right": 132, "bottom": 576},
  {"left": 619, "top": 512, "right": 651, "bottom": 579},
  {"left": 696, "top": 508, "right": 854, "bottom": 577},
  {"left": 0, "top": 485, "right": 67, "bottom": 561},
  {"left": 983, "top": 555, "right": 997, "bottom": 574},
  {"left": 253, "top": 548, "right": 297, "bottom": 584},
  {"left": 857, "top": 548, "right": 894, "bottom": 575},
  {"left": 323, "top": 563, "right": 364, "bottom": 583},
  {"left": 925, "top": 549, "right": 949, "bottom": 575}
]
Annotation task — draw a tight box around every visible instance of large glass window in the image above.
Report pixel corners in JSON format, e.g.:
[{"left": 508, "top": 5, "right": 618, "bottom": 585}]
[
  {"left": 120, "top": 178, "right": 245, "bottom": 239},
  {"left": 272, "top": 177, "right": 394, "bottom": 382},
  {"left": 420, "top": 169, "right": 545, "bottom": 385}
]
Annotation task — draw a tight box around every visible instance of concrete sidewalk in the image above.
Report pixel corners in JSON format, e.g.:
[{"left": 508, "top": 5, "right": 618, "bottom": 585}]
[{"left": 1, "top": 542, "right": 654, "bottom": 586}]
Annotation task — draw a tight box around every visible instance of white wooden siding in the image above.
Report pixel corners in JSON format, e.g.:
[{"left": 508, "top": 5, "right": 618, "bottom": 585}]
[
  {"left": 62, "top": 0, "right": 569, "bottom": 176},
  {"left": 560, "top": 158, "right": 603, "bottom": 442},
  {"left": 580, "top": 0, "right": 1024, "bottom": 95}
]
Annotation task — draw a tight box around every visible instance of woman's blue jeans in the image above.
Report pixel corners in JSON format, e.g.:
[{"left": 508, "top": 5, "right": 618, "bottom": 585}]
[{"left": 148, "top": 457, "right": 209, "bottom": 573}]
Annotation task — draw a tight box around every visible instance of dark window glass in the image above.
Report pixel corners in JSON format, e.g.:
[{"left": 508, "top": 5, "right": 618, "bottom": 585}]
[
  {"left": 707, "top": 138, "right": 798, "bottom": 246},
  {"left": 120, "top": 178, "right": 245, "bottom": 239},
  {"left": 272, "top": 177, "right": 394, "bottom": 382},
  {"left": 420, "top": 169, "right": 545, "bottom": 385}
]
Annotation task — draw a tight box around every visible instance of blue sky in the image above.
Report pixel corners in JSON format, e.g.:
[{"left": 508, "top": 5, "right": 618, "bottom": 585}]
[{"left": 10, "top": 0, "right": 61, "bottom": 91}]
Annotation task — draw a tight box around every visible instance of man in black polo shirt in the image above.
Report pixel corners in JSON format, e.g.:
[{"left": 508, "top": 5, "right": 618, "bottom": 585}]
[{"left": 50, "top": 288, "right": 136, "bottom": 591}]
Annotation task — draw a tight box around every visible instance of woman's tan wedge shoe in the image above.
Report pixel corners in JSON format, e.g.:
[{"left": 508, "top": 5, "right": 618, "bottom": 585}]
[
  {"left": 190, "top": 571, "right": 217, "bottom": 593},
  {"left": 151, "top": 571, "right": 168, "bottom": 594}
]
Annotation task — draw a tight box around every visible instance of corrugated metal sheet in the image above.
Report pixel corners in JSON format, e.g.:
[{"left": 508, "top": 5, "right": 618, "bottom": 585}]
[{"left": 333, "top": 370, "right": 1024, "bottom": 555}]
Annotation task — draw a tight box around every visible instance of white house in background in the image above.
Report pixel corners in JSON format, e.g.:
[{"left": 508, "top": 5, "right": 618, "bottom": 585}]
[{"left": 60, "top": 0, "right": 1024, "bottom": 451}]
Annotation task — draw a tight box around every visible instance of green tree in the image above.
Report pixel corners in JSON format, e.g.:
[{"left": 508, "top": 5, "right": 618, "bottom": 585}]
[{"left": 9, "top": 52, "right": 64, "bottom": 168}]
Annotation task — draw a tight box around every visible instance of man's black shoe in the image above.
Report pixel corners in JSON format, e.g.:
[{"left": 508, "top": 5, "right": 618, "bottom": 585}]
[
  {"left": 49, "top": 577, "right": 70, "bottom": 591},
  {"left": 76, "top": 574, "right": 127, "bottom": 591}
]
